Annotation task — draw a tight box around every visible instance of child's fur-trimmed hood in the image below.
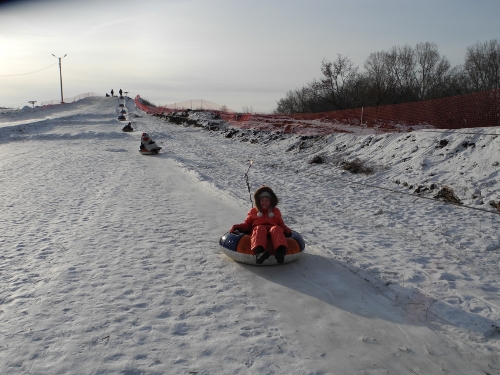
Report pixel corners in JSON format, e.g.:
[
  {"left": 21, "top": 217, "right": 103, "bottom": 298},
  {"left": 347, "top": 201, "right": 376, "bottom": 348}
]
[{"left": 253, "top": 186, "right": 279, "bottom": 216}]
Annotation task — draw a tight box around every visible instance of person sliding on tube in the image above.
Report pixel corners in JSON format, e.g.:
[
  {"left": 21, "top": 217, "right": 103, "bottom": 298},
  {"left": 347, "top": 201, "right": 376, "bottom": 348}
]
[
  {"left": 140, "top": 132, "right": 160, "bottom": 153},
  {"left": 230, "top": 186, "right": 292, "bottom": 264},
  {"left": 122, "top": 122, "right": 133, "bottom": 132}
]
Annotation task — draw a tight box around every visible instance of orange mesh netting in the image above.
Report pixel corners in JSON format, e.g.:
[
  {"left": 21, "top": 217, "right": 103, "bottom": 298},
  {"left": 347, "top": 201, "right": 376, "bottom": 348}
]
[{"left": 135, "top": 89, "right": 500, "bottom": 135}]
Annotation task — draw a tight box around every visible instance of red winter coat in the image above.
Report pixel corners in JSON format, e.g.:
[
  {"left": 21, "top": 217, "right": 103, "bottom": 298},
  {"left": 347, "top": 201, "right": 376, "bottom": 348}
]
[{"left": 230, "top": 207, "right": 291, "bottom": 235}]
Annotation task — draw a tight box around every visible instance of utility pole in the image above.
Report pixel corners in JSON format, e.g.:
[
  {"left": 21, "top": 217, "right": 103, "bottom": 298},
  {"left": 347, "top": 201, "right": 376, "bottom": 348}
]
[{"left": 52, "top": 54, "right": 67, "bottom": 103}]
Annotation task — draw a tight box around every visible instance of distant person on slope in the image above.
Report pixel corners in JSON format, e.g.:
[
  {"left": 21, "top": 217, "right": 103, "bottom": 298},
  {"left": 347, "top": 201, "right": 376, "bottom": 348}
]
[
  {"left": 111, "top": 89, "right": 114, "bottom": 97},
  {"left": 122, "top": 122, "right": 133, "bottom": 132},
  {"left": 230, "top": 186, "right": 292, "bottom": 264}
]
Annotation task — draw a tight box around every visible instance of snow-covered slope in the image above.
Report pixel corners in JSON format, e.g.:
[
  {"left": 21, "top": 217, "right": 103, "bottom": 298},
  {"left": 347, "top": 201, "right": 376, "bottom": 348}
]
[{"left": 0, "top": 97, "right": 498, "bottom": 374}]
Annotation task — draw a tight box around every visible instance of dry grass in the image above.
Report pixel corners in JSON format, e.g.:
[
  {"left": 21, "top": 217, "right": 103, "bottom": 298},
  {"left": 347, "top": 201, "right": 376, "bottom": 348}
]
[
  {"left": 434, "top": 185, "right": 462, "bottom": 204},
  {"left": 340, "top": 158, "right": 374, "bottom": 175}
]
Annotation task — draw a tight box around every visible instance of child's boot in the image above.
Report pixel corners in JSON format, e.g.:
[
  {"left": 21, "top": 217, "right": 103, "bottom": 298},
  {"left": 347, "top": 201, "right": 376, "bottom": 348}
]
[
  {"left": 254, "top": 246, "right": 270, "bottom": 265},
  {"left": 275, "top": 245, "right": 287, "bottom": 264}
]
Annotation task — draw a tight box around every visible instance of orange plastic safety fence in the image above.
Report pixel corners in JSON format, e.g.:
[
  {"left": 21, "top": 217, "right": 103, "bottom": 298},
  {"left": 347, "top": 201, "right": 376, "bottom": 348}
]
[
  {"left": 135, "top": 90, "right": 500, "bottom": 135},
  {"left": 291, "top": 89, "right": 500, "bottom": 131}
]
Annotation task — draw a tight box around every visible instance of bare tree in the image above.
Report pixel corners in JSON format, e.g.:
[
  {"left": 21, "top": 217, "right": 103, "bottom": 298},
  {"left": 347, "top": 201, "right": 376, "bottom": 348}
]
[
  {"left": 273, "top": 39, "right": 498, "bottom": 114},
  {"left": 385, "top": 45, "right": 418, "bottom": 103},
  {"left": 275, "top": 86, "right": 323, "bottom": 114},
  {"left": 310, "top": 55, "right": 359, "bottom": 110},
  {"left": 275, "top": 89, "right": 299, "bottom": 114},
  {"left": 275, "top": 91, "right": 294, "bottom": 114},
  {"left": 445, "top": 65, "right": 470, "bottom": 95},
  {"left": 414, "top": 42, "right": 451, "bottom": 99},
  {"left": 464, "top": 39, "right": 500, "bottom": 91},
  {"left": 363, "top": 51, "right": 394, "bottom": 105}
]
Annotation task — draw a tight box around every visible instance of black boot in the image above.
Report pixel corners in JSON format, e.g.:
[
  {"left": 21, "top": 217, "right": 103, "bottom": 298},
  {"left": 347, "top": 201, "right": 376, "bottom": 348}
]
[
  {"left": 254, "top": 246, "right": 270, "bottom": 265},
  {"left": 275, "top": 245, "right": 287, "bottom": 264}
]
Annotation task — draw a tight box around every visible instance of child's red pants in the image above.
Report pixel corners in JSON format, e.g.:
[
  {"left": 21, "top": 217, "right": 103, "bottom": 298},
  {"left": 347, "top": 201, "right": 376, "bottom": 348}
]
[{"left": 251, "top": 225, "right": 287, "bottom": 253}]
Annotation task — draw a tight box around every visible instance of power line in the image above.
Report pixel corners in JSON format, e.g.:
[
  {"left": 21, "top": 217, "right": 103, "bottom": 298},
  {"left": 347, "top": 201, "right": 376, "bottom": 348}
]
[{"left": 0, "top": 62, "right": 58, "bottom": 77}]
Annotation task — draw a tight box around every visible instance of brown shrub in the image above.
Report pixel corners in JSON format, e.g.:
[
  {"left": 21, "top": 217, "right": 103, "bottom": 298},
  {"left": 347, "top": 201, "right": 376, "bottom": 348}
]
[
  {"left": 340, "top": 158, "right": 374, "bottom": 175},
  {"left": 433, "top": 186, "right": 462, "bottom": 204}
]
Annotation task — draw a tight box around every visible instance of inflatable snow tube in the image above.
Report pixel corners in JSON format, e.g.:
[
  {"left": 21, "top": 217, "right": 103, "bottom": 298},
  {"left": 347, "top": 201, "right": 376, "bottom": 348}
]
[
  {"left": 139, "top": 147, "right": 161, "bottom": 155},
  {"left": 219, "top": 230, "right": 305, "bottom": 265}
]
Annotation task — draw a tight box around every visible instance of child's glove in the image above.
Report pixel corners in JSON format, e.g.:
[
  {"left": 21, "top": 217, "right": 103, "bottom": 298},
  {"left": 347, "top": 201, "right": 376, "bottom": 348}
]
[
  {"left": 230, "top": 225, "right": 243, "bottom": 233},
  {"left": 284, "top": 229, "right": 293, "bottom": 237}
]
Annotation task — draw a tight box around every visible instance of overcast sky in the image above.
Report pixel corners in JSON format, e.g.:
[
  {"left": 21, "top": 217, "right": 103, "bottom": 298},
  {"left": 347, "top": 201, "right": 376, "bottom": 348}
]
[{"left": 1, "top": 0, "right": 499, "bottom": 112}]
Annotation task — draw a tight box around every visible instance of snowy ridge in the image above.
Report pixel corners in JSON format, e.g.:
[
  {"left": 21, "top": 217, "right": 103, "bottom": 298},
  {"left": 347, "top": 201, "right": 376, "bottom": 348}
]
[{"left": 1, "top": 96, "right": 499, "bottom": 374}]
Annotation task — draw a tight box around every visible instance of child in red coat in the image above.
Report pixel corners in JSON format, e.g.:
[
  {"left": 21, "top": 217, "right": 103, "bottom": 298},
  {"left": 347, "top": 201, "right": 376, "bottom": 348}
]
[{"left": 230, "top": 186, "right": 292, "bottom": 264}]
